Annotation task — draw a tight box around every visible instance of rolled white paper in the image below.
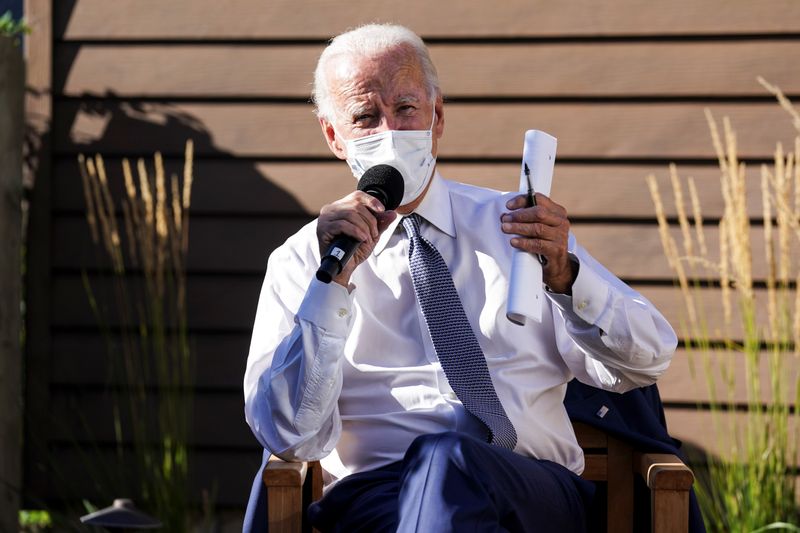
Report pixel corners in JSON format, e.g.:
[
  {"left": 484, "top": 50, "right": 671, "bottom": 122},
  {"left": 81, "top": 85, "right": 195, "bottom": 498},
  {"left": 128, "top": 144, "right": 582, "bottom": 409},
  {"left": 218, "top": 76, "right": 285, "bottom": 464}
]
[{"left": 506, "top": 130, "right": 558, "bottom": 325}]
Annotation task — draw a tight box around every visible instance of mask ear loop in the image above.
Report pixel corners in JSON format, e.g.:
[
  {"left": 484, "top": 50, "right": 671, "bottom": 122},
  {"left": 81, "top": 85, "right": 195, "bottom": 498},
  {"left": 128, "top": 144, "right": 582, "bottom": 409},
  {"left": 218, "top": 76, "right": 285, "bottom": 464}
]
[{"left": 428, "top": 96, "right": 437, "bottom": 132}]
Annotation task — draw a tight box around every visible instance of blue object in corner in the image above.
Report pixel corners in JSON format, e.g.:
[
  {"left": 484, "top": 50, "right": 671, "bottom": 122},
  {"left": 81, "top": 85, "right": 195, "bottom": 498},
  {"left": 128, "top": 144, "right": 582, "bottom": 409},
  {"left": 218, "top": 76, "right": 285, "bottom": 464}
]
[
  {"left": 242, "top": 449, "right": 269, "bottom": 533},
  {"left": 564, "top": 379, "right": 706, "bottom": 533}
]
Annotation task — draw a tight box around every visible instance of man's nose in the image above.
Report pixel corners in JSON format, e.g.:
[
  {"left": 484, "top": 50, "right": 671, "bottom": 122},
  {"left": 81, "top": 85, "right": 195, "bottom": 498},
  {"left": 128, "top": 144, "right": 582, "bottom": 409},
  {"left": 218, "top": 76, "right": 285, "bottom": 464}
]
[{"left": 376, "top": 113, "right": 400, "bottom": 132}]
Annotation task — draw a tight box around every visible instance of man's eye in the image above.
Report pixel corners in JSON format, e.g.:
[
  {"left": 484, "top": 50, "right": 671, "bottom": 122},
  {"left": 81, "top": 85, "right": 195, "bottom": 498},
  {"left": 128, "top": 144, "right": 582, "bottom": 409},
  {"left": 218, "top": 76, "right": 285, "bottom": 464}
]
[{"left": 355, "top": 114, "right": 373, "bottom": 123}]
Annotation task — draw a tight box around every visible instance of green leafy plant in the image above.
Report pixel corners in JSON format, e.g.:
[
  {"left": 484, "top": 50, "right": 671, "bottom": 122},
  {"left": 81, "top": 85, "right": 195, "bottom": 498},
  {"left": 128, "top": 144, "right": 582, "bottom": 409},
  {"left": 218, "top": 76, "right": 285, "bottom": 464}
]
[
  {"left": 648, "top": 79, "right": 800, "bottom": 532},
  {"left": 0, "top": 10, "right": 31, "bottom": 45},
  {"left": 19, "top": 509, "right": 52, "bottom": 532}
]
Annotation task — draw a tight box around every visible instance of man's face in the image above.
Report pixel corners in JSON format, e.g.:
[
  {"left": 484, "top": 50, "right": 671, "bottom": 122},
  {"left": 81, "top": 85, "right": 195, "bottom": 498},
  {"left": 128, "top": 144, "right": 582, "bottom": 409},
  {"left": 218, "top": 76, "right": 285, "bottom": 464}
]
[{"left": 320, "top": 45, "right": 444, "bottom": 160}]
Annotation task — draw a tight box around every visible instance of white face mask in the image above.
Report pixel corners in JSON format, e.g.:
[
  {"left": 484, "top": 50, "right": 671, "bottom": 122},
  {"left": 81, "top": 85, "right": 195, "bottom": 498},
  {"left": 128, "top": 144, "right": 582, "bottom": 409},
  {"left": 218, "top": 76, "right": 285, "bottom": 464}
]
[{"left": 340, "top": 110, "right": 437, "bottom": 207}]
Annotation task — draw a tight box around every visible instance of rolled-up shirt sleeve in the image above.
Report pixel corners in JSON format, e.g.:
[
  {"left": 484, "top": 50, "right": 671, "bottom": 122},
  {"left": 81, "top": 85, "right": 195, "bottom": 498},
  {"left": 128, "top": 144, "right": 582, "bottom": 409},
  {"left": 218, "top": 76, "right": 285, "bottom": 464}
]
[
  {"left": 244, "top": 234, "right": 353, "bottom": 461},
  {"left": 547, "top": 233, "right": 677, "bottom": 392}
]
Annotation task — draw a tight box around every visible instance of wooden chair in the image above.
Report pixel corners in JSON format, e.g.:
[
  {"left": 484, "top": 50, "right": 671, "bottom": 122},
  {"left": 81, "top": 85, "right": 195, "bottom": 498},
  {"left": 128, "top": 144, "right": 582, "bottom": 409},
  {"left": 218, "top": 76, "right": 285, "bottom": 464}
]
[{"left": 263, "top": 421, "right": 694, "bottom": 533}]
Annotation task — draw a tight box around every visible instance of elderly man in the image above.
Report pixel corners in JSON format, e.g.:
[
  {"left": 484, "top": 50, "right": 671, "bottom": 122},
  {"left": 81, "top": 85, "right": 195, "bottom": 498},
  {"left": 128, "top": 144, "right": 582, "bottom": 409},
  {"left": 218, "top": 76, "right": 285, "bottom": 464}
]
[{"left": 244, "top": 23, "right": 676, "bottom": 532}]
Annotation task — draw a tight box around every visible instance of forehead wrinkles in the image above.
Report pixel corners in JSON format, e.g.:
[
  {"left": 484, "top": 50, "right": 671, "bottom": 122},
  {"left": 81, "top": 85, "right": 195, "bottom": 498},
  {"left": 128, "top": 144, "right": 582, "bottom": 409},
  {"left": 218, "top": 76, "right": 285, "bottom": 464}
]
[{"left": 327, "top": 47, "right": 427, "bottom": 116}]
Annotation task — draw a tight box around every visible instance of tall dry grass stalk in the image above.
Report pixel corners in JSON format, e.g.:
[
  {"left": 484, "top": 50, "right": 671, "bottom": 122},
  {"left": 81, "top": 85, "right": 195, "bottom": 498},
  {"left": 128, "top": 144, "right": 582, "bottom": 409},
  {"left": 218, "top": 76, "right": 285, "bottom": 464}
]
[
  {"left": 647, "top": 81, "right": 800, "bottom": 532},
  {"left": 78, "top": 141, "right": 195, "bottom": 532}
]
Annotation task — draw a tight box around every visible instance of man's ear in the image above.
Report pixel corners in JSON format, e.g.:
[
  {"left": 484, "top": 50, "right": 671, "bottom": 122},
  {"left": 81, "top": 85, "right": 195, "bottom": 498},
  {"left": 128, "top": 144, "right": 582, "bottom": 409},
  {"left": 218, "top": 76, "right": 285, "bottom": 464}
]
[
  {"left": 319, "top": 117, "right": 348, "bottom": 160},
  {"left": 433, "top": 94, "right": 445, "bottom": 140}
]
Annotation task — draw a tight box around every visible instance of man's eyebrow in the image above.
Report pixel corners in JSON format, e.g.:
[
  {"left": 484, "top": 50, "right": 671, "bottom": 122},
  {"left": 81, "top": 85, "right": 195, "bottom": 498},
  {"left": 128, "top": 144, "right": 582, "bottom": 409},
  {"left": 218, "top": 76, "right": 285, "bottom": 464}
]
[
  {"left": 395, "top": 95, "right": 421, "bottom": 105},
  {"left": 341, "top": 101, "right": 373, "bottom": 119}
]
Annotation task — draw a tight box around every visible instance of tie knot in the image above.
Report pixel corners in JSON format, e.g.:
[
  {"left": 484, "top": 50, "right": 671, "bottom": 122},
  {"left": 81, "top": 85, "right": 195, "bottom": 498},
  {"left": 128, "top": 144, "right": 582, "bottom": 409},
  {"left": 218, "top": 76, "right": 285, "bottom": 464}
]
[{"left": 401, "top": 214, "right": 422, "bottom": 239}]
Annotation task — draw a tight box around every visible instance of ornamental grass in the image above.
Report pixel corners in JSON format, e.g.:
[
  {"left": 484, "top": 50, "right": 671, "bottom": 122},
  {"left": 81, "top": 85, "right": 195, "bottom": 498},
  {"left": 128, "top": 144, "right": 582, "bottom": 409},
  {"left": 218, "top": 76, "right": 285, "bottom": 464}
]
[
  {"left": 77, "top": 141, "right": 196, "bottom": 532},
  {"left": 648, "top": 79, "right": 800, "bottom": 532}
]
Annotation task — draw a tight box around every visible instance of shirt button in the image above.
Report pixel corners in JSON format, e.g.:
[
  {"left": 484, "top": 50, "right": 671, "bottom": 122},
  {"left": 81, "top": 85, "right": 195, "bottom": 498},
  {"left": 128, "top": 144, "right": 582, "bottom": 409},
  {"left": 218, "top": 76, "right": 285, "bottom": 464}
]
[
  {"left": 577, "top": 301, "right": 588, "bottom": 311},
  {"left": 446, "top": 392, "right": 458, "bottom": 400},
  {"left": 337, "top": 308, "right": 348, "bottom": 318}
]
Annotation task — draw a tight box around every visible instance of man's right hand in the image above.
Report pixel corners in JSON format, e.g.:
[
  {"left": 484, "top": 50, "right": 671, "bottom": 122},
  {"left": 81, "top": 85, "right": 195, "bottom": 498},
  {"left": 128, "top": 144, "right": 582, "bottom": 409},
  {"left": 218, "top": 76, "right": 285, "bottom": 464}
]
[{"left": 317, "top": 191, "right": 398, "bottom": 287}]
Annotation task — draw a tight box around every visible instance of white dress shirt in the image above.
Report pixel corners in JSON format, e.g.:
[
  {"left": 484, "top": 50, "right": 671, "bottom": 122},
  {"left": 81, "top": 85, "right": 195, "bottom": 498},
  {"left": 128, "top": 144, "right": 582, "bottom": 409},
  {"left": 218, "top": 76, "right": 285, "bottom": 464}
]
[{"left": 244, "top": 173, "right": 676, "bottom": 488}]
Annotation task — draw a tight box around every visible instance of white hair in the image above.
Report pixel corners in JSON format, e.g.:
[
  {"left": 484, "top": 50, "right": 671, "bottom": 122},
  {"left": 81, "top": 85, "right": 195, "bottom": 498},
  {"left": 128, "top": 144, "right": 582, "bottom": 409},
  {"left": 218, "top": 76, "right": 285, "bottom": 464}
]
[{"left": 312, "top": 23, "right": 440, "bottom": 121}]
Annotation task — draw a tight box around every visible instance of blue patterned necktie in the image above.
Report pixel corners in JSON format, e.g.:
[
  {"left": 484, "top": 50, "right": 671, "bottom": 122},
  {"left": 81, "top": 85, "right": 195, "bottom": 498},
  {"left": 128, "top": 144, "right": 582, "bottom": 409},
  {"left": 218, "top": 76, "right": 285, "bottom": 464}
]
[{"left": 402, "top": 214, "right": 517, "bottom": 449}]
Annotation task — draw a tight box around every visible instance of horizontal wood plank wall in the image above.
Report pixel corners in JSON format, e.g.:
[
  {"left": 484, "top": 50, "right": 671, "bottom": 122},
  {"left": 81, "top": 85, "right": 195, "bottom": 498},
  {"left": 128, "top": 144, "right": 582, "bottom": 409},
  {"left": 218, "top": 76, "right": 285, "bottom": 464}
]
[
  {"left": 55, "top": 42, "right": 800, "bottom": 97},
  {"left": 54, "top": 0, "right": 800, "bottom": 38},
  {"left": 31, "top": 0, "right": 800, "bottom": 512}
]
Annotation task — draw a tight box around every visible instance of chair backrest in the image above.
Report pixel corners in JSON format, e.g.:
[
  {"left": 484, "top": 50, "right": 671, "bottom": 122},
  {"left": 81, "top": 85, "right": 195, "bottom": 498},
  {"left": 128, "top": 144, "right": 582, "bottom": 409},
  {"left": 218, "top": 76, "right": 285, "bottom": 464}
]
[{"left": 573, "top": 421, "right": 635, "bottom": 533}]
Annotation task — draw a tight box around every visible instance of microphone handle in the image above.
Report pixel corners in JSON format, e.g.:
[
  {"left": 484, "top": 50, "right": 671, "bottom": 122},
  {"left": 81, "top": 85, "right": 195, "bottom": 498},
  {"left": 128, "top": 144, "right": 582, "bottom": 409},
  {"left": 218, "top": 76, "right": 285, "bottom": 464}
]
[{"left": 316, "top": 234, "right": 361, "bottom": 283}]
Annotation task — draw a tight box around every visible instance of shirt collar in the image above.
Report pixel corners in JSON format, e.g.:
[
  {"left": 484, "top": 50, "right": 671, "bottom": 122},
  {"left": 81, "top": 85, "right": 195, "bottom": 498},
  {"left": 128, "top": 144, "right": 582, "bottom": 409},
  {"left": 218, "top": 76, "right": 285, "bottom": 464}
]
[{"left": 373, "top": 170, "right": 456, "bottom": 256}]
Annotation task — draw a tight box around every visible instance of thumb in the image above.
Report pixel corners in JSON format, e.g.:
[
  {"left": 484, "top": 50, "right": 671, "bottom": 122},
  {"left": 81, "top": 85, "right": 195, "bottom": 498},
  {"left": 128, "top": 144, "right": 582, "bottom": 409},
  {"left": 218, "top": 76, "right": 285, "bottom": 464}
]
[{"left": 376, "top": 210, "right": 398, "bottom": 233}]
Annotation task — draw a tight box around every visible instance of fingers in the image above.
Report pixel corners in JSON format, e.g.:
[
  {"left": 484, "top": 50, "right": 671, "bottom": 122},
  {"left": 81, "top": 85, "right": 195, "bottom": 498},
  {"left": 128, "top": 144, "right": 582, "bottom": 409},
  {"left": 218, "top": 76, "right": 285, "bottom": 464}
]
[
  {"left": 317, "top": 192, "right": 399, "bottom": 286},
  {"left": 502, "top": 194, "right": 568, "bottom": 236},
  {"left": 504, "top": 193, "right": 567, "bottom": 222},
  {"left": 504, "top": 194, "right": 529, "bottom": 210},
  {"left": 500, "top": 220, "right": 559, "bottom": 241},
  {"left": 319, "top": 191, "right": 386, "bottom": 243},
  {"left": 376, "top": 210, "right": 398, "bottom": 233},
  {"left": 501, "top": 192, "right": 572, "bottom": 276},
  {"left": 507, "top": 234, "right": 563, "bottom": 258},
  {"left": 322, "top": 218, "right": 374, "bottom": 244}
]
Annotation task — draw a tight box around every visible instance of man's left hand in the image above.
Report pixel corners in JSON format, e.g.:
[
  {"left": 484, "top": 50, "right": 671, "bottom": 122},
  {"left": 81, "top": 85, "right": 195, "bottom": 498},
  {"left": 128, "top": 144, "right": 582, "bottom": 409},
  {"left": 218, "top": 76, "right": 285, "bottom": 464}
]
[{"left": 501, "top": 193, "right": 578, "bottom": 294}]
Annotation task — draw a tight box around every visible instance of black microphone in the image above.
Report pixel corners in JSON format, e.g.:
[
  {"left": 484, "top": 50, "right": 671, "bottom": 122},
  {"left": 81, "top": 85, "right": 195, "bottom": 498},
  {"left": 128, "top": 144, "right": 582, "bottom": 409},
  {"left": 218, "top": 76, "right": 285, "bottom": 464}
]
[{"left": 316, "top": 164, "right": 404, "bottom": 283}]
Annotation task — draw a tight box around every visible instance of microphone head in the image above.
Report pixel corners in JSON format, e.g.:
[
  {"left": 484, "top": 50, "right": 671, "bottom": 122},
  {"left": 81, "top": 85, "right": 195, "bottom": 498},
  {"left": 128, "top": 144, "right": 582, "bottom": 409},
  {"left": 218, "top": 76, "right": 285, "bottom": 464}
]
[{"left": 357, "top": 164, "right": 404, "bottom": 211}]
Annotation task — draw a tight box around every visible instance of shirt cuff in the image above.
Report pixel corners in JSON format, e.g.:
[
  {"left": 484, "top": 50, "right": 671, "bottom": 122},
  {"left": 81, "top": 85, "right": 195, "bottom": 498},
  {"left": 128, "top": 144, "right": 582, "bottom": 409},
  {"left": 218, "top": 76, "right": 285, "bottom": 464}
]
[
  {"left": 296, "top": 278, "right": 354, "bottom": 335},
  {"left": 546, "top": 255, "right": 610, "bottom": 327},
  {"left": 569, "top": 256, "right": 611, "bottom": 326}
]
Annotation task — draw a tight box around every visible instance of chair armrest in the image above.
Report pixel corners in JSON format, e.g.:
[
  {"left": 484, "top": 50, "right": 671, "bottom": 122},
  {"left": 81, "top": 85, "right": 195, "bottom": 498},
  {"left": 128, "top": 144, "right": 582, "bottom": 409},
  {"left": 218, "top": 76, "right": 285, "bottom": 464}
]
[
  {"left": 264, "top": 455, "right": 309, "bottom": 487},
  {"left": 635, "top": 453, "right": 694, "bottom": 491},
  {"left": 263, "top": 457, "right": 324, "bottom": 533},
  {"left": 263, "top": 456, "right": 309, "bottom": 533},
  {"left": 634, "top": 452, "right": 695, "bottom": 533}
]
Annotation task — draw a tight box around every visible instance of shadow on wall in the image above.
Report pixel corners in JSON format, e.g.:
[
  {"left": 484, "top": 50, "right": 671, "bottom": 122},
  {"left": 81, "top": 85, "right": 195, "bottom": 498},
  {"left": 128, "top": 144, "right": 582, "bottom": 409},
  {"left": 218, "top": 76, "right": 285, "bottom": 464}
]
[
  {"left": 61, "top": 95, "right": 308, "bottom": 214},
  {"left": 18, "top": 0, "right": 319, "bottom": 526},
  {"left": 23, "top": 90, "right": 312, "bottom": 525}
]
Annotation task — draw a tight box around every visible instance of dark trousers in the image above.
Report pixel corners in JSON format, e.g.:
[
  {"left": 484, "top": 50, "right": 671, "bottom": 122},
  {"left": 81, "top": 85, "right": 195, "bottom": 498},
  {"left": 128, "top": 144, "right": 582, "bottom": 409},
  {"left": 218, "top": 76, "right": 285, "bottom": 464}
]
[{"left": 308, "top": 432, "right": 595, "bottom": 533}]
